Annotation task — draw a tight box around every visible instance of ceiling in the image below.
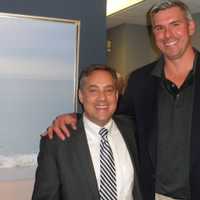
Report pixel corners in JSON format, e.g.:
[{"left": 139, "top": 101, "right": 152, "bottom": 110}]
[{"left": 107, "top": 0, "right": 200, "bottom": 29}]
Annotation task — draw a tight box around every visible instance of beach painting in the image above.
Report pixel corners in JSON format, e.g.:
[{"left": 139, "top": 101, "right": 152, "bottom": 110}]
[{"left": 0, "top": 13, "right": 80, "bottom": 180}]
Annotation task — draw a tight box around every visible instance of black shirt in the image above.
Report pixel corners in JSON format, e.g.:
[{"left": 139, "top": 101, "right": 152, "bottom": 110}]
[{"left": 152, "top": 55, "right": 197, "bottom": 199}]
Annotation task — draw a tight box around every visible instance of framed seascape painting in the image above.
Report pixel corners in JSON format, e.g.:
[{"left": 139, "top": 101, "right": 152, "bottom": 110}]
[{"left": 0, "top": 13, "right": 80, "bottom": 180}]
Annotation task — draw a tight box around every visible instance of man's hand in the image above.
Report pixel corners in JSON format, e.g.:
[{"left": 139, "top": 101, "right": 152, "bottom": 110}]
[{"left": 42, "top": 113, "right": 77, "bottom": 140}]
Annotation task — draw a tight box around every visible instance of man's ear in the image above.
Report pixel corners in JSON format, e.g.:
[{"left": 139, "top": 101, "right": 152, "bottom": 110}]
[
  {"left": 78, "top": 89, "right": 83, "bottom": 104},
  {"left": 188, "top": 20, "right": 196, "bottom": 36}
]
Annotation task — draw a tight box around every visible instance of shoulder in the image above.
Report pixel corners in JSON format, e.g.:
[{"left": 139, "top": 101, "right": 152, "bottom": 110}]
[
  {"left": 39, "top": 135, "right": 65, "bottom": 154},
  {"left": 124, "top": 60, "right": 160, "bottom": 95},
  {"left": 113, "top": 115, "right": 135, "bottom": 129},
  {"left": 40, "top": 118, "right": 84, "bottom": 152},
  {"left": 128, "top": 60, "right": 158, "bottom": 82}
]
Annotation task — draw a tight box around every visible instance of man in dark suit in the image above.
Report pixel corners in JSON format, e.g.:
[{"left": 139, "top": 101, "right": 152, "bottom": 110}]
[
  {"left": 32, "top": 65, "right": 142, "bottom": 200},
  {"left": 45, "top": 1, "right": 200, "bottom": 199},
  {"left": 118, "top": 1, "right": 199, "bottom": 199}
]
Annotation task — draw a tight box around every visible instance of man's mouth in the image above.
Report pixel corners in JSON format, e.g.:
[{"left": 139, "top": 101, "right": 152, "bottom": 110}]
[
  {"left": 96, "top": 105, "right": 109, "bottom": 109},
  {"left": 164, "top": 40, "right": 177, "bottom": 47}
]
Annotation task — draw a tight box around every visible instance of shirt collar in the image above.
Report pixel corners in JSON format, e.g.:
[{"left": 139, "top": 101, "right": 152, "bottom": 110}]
[
  {"left": 151, "top": 55, "right": 164, "bottom": 78},
  {"left": 83, "top": 114, "right": 113, "bottom": 137},
  {"left": 151, "top": 49, "right": 198, "bottom": 79}
]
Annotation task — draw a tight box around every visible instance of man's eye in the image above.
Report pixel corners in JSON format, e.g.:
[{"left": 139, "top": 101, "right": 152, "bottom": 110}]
[
  {"left": 89, "top": 89, "right": 97, "bottom": 93},
  {"left": 172, "top": 22, "right": 180, "bottom": 26},
  {"left": 154, "top": 26, "right": 163, "bottom": 32},
  {"left": 106, "top": 89, "right": 114, "bottom": 94}
]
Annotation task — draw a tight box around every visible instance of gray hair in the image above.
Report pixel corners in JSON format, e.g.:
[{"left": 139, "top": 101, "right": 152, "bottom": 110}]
[
  {"left": 148, "top": 0, "right": 193, "bottom": 24},
  {"left": 78, "top": 64, "right": 118, "bottom": 90}
]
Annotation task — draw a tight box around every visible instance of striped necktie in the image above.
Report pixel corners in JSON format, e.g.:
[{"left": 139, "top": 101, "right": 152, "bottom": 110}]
[{"left": 99, "top": 128, "right": 117, "bottom": 200}]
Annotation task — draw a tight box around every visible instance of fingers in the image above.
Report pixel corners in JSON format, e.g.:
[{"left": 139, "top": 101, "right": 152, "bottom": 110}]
[
  {"left": 70, "top": 113, "right": 78, "bottom": 130},
  {"left": 53, "top": 118, "right": 69, "bottom": 139},
  {"left": 47, "top": 127, "right": 53, "bottom": 139},
  {"left": 52, "top": 126, "right": 66, "bottom": 141},
  {"left": 41, "top": 126, "right": 66, "bottom": 141},
  {"left": 40, "top": 130, "right": 49, "bottom": 138},
  {"left": 71, "top": 120, "right": 77, "bottom": 130},
  {"left": 41, "top": 113, "right": 78, "bottom": 141},
  {"left": 40, "top": 127, "right": 54, "bottom": 139},
  {"left": 59, "top": 125, "right": 70, "bottom": 138},
  {"left": 53, "top": 116, "right": 77, "bottom": 138}
]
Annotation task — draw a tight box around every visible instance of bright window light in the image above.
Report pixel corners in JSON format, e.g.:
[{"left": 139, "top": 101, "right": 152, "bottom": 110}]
[{"left": 106, "top": 0, "right": 145, "bottom": 16}]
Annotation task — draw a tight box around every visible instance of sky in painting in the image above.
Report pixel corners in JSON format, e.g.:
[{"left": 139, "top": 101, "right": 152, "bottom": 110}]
[{"left": 0, "top": 16, "right": 77, "bottom": 80}]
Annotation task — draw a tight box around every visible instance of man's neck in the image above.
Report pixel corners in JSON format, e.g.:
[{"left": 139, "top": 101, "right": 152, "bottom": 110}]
[{"left": 164, "top": 48, "right": 195, "bottom": 88}]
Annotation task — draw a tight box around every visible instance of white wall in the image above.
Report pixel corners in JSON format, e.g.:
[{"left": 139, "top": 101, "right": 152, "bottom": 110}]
[{"left": 107, "top": 23, "right": 158, "bottom": 77}]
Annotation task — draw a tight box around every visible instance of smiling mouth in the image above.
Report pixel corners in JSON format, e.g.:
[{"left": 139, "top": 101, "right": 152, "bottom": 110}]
[
  {"left": 164, "top": 40, "right": 177, "bottom": 47},
  {"left": 96, "top": 105, "right": 109, "bottom": 109}
]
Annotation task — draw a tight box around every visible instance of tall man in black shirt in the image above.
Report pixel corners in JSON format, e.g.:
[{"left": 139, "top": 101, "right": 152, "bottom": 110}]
[{"left": 46, "top": 0, "right": 200, "bottom": 199}]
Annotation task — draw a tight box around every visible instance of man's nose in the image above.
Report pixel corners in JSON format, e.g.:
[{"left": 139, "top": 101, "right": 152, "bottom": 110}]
[
  {"left": 164, "top": 27, "right": 173, "bottom": 38},
  {"left": 98, "top": 91, "right": 106, "bottom": 100}
]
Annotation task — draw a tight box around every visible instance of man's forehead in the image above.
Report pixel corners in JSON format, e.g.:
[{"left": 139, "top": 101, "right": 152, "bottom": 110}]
[
  {"left": 84, "top": 75, "right": 116, "bottom": 89},
  {"left": 87, "top": 83, "right": 115, "bottom": 88},
  {"left": 86, "top": 70, "right": 114, "bottom": 80},
  {"left": 152, "top": 6, "right": 184, "bottom": 19},
  {"left": 152, "top": 9, "right": 187, "bottom": 27},
  {"left": 88, "top": 69, "right": 112, "bottom": 76}
]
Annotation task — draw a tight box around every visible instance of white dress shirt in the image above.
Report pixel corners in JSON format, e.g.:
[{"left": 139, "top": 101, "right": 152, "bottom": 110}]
[{"left": 83, "top": 114, "right": 134, "bottom": 200}]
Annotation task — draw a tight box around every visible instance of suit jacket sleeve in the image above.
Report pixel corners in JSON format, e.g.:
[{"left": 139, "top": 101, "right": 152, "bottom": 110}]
[{"left": 32, "top": 137, "right": 61, "bottom": 200}]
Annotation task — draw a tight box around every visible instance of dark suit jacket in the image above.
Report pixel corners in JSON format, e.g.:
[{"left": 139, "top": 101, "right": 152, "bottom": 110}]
[
  {"left": 32, "top": 115, "right": 142, "bottom": 200},
  {"left": 118, "top": 51, "right": 200, "bottom": 200}
]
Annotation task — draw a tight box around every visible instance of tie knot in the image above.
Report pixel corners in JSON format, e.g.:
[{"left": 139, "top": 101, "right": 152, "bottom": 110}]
[{"left": 99, "top": 128, "right": 108, "bottom": 139}]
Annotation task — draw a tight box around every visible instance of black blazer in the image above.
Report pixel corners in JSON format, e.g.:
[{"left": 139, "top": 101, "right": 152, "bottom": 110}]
[
  {"left": 32, "top": 115, "right": 142, "bottom": 200},
  {"left": 118, "top": 51, "right": 200, "bottom": 200}
]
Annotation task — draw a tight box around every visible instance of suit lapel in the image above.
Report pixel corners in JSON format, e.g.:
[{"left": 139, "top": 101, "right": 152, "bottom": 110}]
[{"left": 74, "top": 118, "right": 99, "bottom": 199}]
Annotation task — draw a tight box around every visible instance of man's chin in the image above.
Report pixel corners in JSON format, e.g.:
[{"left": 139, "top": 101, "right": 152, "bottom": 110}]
[{"left": 94, "top": 116, "right": 112, "bottom": 126}]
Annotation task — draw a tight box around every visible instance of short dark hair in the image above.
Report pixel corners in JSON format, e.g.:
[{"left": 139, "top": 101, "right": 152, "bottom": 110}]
[
  {"left": 78, "top": 64, "right": 118, "bottom": 90},
  {"left": 148, "top": 0, "right": 193, "bottom": 25}
]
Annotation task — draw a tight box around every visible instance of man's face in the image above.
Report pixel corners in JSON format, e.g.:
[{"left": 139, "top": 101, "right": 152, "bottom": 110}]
[
  {"left": 79, "top": 70, "right": 118, "bottom": 127},
  {"left": 152, "top": 6, "right": 195, "bottom": 60}
]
